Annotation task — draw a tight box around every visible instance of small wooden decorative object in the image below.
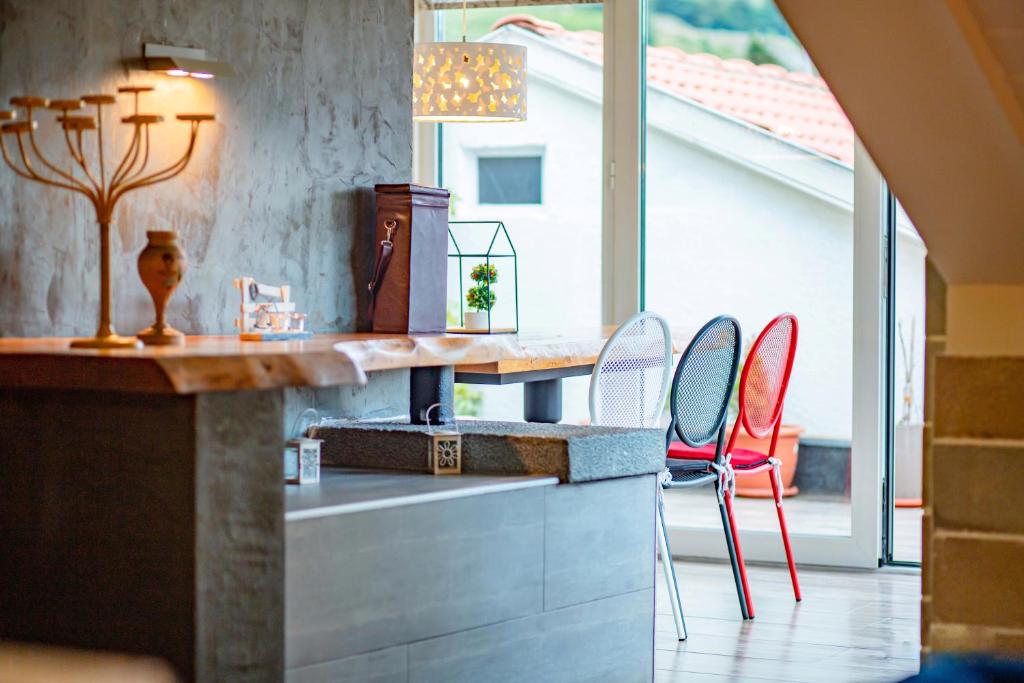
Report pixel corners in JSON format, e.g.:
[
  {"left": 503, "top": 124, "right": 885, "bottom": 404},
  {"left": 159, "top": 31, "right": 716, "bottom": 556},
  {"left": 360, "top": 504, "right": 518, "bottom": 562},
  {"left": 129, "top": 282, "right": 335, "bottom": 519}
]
[
  {"left": 136, "top": 231, "right": 187, "bottom": 346},
  {"left": 0, "top": 87, "right": 215, "bottom": 348},
  {"left": 233, "top": 277, "right": 312, "bottom": 341}
]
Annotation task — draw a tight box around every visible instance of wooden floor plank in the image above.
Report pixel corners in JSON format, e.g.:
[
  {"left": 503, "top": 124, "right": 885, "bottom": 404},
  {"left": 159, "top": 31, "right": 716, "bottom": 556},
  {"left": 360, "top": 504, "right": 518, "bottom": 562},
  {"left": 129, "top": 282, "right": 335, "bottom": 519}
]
[{"left": 655, "top": 559, "right": 920, "bottom": 682}]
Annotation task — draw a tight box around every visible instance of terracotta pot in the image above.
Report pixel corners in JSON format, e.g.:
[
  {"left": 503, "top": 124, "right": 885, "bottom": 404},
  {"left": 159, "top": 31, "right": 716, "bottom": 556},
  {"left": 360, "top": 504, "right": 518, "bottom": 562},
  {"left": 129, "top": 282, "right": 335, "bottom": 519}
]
[
  {"left": 137, "top": 231, "right": 187, "bottom": 346},
  {"left": 732, "top": 424, "right": 804, "bottom": 498}
]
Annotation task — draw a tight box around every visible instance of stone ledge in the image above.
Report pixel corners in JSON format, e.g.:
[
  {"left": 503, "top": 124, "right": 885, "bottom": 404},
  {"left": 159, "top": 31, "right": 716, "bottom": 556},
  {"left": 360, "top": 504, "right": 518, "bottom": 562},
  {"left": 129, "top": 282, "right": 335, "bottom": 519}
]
[{"left": 311, "top": 421, "right": 665, "bottom": 483}]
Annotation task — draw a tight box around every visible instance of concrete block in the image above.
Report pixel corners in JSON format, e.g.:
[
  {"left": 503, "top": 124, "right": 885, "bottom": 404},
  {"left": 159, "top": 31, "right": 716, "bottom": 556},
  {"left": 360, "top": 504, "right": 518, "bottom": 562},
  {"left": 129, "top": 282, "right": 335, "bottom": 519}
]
[
  {"left": 933, "top": 439, "right": 1024, "bottom": 534},
  {"left": 406, "top": 589, "right": 654, "bottom": 683},
  {"left": 285, "top": 486, "right": 545, "bottom": 667},
  {"left": 935, "top": 357, "right": 1024, "bottom": 439},
  {"left": 313, "top": 420, "right": 665, "bottom": 483},
  {"left": 407, "top": 611, "right": 543, "bottom": 682},
  {"left": 0, "top": 387, "right": 285, "bottom": 683},
  {"left": 286, "top": 645, "right": 407, "bottom": 683},
  {"left": 929, "top": 623, "right": 1024, "bottom": 655},
  {"left": 932, "top": 533, "right": 1024, "bottom": 629},
  {"left": 539, "top": 588, "right": 653, "bottom": 683},
  {"left": 544, "top": 476, "right": 656, "bottom": 610}
]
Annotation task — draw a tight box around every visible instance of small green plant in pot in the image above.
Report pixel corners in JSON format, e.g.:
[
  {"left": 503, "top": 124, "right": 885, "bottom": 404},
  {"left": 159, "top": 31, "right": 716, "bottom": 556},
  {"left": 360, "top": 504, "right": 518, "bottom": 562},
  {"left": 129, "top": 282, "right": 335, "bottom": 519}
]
[{"left": 464, "top": 262, "right": 497, "bottom": 330}]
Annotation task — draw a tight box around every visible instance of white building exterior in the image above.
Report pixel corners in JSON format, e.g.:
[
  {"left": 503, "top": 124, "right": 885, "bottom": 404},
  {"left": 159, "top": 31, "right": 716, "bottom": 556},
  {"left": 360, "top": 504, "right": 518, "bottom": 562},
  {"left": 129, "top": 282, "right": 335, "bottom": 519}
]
[{"left": 440, "top": 23, "right": 927, "bottom": 440}]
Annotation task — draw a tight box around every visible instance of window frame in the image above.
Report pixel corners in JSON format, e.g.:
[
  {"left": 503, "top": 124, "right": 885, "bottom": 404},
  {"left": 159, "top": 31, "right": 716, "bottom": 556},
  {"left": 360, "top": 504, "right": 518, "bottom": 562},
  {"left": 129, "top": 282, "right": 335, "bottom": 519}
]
[
  {"left": 475, "top": 151, "right": 545, "bottom": 206},
  {"left": 414, "top": 0, "right": 886, "bottom": 568}
]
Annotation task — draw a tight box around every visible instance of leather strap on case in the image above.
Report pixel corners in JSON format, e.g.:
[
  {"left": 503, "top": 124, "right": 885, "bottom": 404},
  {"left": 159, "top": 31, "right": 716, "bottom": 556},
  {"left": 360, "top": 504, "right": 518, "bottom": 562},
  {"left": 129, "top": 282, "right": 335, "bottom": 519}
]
[{"left": 367, "top": 219, "right": 398, "bottom": 321}]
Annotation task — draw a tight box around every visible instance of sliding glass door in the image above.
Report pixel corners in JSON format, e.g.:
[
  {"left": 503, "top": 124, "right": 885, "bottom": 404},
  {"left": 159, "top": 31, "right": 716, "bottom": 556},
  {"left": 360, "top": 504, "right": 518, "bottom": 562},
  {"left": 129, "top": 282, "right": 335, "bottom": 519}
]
[
  {"left": 417, "top": 2, "right": 609, "bottom": 424},
  {"left": 642, "top": 0, "right": 884, "bottom": 567},
  {"left": 883, "top": 194, "right": 927, "bottom": 565},
  {"left": 415, "top": 0, "right": 891, "bottom": 567}
]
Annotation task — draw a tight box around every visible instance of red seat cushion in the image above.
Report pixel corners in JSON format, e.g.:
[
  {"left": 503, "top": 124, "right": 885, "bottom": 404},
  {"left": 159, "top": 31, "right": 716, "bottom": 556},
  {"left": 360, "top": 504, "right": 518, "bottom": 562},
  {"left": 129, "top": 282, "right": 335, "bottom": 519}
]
[{"left": 666, "top": 441, "right": 770, "bottom": 470}]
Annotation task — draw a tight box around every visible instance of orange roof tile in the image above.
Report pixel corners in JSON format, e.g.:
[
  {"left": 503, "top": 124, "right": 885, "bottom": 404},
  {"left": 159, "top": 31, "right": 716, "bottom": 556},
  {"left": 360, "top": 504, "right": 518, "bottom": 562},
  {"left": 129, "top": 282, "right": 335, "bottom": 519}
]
[{"left": 492, "top": 15, "right": 854, "bottom": 164}]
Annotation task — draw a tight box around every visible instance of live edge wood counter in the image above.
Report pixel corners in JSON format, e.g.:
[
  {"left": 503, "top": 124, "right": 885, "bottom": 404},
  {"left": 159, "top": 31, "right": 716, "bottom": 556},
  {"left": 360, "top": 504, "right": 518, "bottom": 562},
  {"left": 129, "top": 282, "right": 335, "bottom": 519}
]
[
  {"left": 0, "top": 330, "right": 627, "bottom": 683},
  {"left": 0, "top": 329, "right": 618, "bottom": 394}
]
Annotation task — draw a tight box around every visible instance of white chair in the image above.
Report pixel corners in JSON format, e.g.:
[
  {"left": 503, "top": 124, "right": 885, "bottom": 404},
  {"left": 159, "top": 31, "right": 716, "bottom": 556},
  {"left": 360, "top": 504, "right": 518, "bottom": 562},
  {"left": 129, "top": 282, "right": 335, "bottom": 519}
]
[{"left": 588, "top": 311, "right": 687, "bottom": 640}]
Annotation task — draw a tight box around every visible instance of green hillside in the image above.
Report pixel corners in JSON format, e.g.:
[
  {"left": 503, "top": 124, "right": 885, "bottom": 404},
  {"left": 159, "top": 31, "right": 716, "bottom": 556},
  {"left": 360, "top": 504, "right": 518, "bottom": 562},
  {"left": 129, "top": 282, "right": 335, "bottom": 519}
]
[{"left": 438, "top": 2, "right": 812, "bottom": 74}]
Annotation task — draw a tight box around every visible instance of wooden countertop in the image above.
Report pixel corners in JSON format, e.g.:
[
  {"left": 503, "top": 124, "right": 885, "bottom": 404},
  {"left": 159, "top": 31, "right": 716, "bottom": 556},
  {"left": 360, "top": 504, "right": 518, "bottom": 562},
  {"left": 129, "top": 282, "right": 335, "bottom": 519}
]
[{"left": 0, "top": 327, "right": 673, "bottom": 395}]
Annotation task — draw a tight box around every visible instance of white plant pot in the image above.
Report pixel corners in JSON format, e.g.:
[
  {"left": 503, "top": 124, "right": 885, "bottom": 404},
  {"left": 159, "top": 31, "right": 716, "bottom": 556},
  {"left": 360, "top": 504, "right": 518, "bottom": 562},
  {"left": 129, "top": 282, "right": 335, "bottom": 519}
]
[
  {"left": 464, "top": 311, "right": 490, "bottom": 331},
  {"left": 894, "top": 423, "right": 924, "bottom": 500}
]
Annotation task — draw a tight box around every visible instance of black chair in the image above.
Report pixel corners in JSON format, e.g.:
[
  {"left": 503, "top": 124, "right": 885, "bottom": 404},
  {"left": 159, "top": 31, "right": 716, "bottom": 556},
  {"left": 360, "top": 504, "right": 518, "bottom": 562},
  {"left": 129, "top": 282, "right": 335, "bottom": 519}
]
[{"left": 658, "top": 315, "right": 750, "bottom": 640}]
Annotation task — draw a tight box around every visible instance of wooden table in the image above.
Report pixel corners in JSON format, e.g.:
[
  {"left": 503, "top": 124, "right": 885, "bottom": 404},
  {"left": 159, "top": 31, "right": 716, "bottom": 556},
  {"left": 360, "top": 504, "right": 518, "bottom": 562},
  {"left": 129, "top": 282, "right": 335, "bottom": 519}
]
[
  {"left": 0, "top": 330, "right": 616, "bottom": 424},
  {"left": 452, "top": 328, "right": 615, "bottom": 422},
  {"left": 0, "top": 329, "right": 611, "bottom": 393},
  {"left": 452, "top": 327, "right": 688, "bottom": 423}
]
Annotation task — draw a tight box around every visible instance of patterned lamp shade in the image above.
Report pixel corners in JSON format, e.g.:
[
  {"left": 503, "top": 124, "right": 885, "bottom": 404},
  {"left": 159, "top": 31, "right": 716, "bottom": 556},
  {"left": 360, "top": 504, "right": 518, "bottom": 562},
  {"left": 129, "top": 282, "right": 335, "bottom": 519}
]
[{"left": 413, "top": 42, "right": 527, "bottom": 122}]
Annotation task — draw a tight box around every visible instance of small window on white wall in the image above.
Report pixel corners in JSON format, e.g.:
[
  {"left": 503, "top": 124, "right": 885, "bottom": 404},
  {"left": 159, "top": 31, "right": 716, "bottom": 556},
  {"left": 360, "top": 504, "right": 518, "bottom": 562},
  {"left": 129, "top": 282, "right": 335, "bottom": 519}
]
[{"left": 478, "top": 156, "right": 542, "bottom": 204}]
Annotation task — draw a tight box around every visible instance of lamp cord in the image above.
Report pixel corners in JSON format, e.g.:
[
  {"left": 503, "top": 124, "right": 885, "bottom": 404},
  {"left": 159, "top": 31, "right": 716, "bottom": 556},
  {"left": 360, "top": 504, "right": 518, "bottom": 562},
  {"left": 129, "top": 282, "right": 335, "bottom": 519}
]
[{"left": 462, "top": 0, "right": 467, "bottom": 42}]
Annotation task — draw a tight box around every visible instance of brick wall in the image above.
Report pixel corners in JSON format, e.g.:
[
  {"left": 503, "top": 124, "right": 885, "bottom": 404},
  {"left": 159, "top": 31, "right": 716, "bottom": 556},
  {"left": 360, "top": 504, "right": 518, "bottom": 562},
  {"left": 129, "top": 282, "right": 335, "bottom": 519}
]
[{"left": 925, "top": 286, "right": 1024, "bottom": 656}]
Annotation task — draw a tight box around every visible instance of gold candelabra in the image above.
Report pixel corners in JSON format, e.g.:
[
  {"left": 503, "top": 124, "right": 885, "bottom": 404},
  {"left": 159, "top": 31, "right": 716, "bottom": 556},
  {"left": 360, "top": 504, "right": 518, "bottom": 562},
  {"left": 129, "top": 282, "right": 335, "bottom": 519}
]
[{"left": 0, "top": 86, "right": 214, "bottom": 349}]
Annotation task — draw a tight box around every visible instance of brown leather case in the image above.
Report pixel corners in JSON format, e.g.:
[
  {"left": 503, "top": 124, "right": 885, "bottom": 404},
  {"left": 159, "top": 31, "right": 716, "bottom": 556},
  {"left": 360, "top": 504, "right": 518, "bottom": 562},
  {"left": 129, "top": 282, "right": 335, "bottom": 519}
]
[{"left": 372, "top": 184, "right": 451, "bottom": 333}]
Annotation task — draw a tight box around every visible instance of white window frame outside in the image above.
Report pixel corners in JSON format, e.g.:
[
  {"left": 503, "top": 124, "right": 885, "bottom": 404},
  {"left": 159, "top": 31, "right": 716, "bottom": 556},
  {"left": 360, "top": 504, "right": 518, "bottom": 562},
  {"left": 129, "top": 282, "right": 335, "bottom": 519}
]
[
  {"left": 413, "top": 0, "right": 885, "bottom": 568},
  {"left": 473, "top": 147, "right": 546, "bottom": 205}
]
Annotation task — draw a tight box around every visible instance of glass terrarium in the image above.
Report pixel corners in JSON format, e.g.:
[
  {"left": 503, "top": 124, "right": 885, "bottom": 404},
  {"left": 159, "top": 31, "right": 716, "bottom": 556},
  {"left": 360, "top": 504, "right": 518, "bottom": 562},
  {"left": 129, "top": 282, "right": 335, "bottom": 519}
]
[{"left": 447, "top": 221, "right": 518, "bottom": 334}]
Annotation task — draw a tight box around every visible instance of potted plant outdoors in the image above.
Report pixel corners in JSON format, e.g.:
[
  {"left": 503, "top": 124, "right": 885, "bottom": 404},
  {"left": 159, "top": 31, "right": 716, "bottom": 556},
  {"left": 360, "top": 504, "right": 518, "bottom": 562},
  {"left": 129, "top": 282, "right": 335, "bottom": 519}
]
[
  {"left": 464, "top": 262, "right": 497, "bottom": 331},
  {"left": 894, "top": 318, "right": 923, "bottom": 505},
  {"left": 727, "top": 349, "right": 804, "bottom": 499}
]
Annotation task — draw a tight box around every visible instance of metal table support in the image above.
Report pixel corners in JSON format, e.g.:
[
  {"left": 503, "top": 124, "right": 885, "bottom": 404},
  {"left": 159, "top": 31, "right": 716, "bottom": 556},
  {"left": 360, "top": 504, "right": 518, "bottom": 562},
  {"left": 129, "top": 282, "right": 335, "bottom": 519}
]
[
  {"left": 409, "top": 366, "right": 455, "bottom": 424},
  {"left": 455, "top": 364, "right": 594, "bottom": 424}
]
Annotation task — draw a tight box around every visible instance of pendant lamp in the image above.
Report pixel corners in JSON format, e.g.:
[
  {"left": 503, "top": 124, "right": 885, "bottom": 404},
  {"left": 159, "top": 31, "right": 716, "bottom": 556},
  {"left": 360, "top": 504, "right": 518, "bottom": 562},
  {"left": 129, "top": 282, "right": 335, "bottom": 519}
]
[{"left": 413, "top": 2, "right": 526, "bottom": 123}]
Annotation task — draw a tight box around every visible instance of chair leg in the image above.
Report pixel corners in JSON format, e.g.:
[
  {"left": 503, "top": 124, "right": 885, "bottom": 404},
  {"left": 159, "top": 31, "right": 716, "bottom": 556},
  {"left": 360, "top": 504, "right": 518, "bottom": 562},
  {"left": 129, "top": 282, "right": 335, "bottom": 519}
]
[
  {"left": 724, "top": 485, "right": 756, "bottom": 619},
  {"left": 657, "top": 489, "right": 687, "bottom": 640},
  {"left": 770, "top": 461, "right": 802, "bottom": 602},
  {"left": 715, "top": 481, "right": 752, "bottom": 620}
]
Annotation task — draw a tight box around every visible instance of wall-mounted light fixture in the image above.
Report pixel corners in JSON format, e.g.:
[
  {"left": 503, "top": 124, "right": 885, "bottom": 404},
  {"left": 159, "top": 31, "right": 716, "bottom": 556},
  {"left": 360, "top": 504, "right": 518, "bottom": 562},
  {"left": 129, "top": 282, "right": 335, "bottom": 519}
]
[{"left": 141, "top": 44, "right": 235, "bottom": 80}]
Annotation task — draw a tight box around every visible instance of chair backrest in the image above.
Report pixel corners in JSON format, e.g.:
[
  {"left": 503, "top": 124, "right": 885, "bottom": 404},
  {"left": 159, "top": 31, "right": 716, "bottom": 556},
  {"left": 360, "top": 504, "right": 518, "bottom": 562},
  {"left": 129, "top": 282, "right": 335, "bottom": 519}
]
[
  {"left": 668, "top": 316, "right": 742, "bottom": 458},
  {"left": 735, "top": 313, "right": 799, "bottom": 442},
  {"left": 588, "top": 312, "right": 673, "bottom": 428}
]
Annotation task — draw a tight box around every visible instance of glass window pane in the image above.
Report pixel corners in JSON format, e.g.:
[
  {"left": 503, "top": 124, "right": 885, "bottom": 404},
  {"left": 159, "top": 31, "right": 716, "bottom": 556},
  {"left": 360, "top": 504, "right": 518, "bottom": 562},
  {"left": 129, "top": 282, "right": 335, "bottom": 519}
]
[
  {"left": 435, "top": 4, "right": 604, "bottom": 424},
  {"left": 478, "top": 156, "right": 543, "bottom": 204},
  {"left": 892, "top": 198, "right": 926, "bottom": 563},
  {"left": 645, "top": 0, "right": 854, "bottom": 538}
]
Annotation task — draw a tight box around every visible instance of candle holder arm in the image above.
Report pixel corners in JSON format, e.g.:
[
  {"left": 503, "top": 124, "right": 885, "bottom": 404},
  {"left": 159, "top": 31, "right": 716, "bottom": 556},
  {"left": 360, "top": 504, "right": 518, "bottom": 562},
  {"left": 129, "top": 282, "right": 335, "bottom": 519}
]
[
  {"left": 109, "top": 122, "right": 200, "bottom": 204},
  {"left": 63, "top": 127, "right": 102, "bottom": 196},
  {"left": 0, "top": 135, "right": 39, "bottom": 182},
  {"left": 109, "top": 123, "right": 142, "bottom": 190},
  {"left": 113, "top": 124, "right": 151, "bottom": 190},
  {"left": 10, "top": 132, "right": 98, "bottom": 202},
  {"left": 27, "top": 121, "right": 94, "bottom": 194}
]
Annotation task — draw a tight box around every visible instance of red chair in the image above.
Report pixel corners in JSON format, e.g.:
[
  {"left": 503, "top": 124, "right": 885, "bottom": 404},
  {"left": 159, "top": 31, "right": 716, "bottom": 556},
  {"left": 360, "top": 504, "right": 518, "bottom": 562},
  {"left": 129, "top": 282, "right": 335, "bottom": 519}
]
[{"left": 667, "top": 313, "right": 801, "bottom": 617}]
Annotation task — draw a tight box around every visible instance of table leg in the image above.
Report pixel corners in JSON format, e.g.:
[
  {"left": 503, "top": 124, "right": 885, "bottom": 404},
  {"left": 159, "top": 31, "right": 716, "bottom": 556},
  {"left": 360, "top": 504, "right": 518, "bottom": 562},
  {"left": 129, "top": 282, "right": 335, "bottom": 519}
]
[
  {"left": 524, "top": 378, "right": 563, "bottom": 423},
  {"left": 410, "top": 366, "right": 454, "bottom": 424}
]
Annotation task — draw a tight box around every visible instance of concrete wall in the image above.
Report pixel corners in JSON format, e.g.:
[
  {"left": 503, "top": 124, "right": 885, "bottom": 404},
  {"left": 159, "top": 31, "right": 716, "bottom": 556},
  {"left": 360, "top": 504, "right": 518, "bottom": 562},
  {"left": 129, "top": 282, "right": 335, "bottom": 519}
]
[{"left": 0, "top": 0, "right": 413, "bottom": 338}]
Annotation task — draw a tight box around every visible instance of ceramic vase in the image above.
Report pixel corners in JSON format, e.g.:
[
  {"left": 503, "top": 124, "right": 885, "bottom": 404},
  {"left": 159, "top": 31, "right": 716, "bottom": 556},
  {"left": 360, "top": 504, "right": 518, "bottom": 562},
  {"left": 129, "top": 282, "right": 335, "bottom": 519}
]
[{"left": 137, "top": 231, "right": 187, "bottom": 346}]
